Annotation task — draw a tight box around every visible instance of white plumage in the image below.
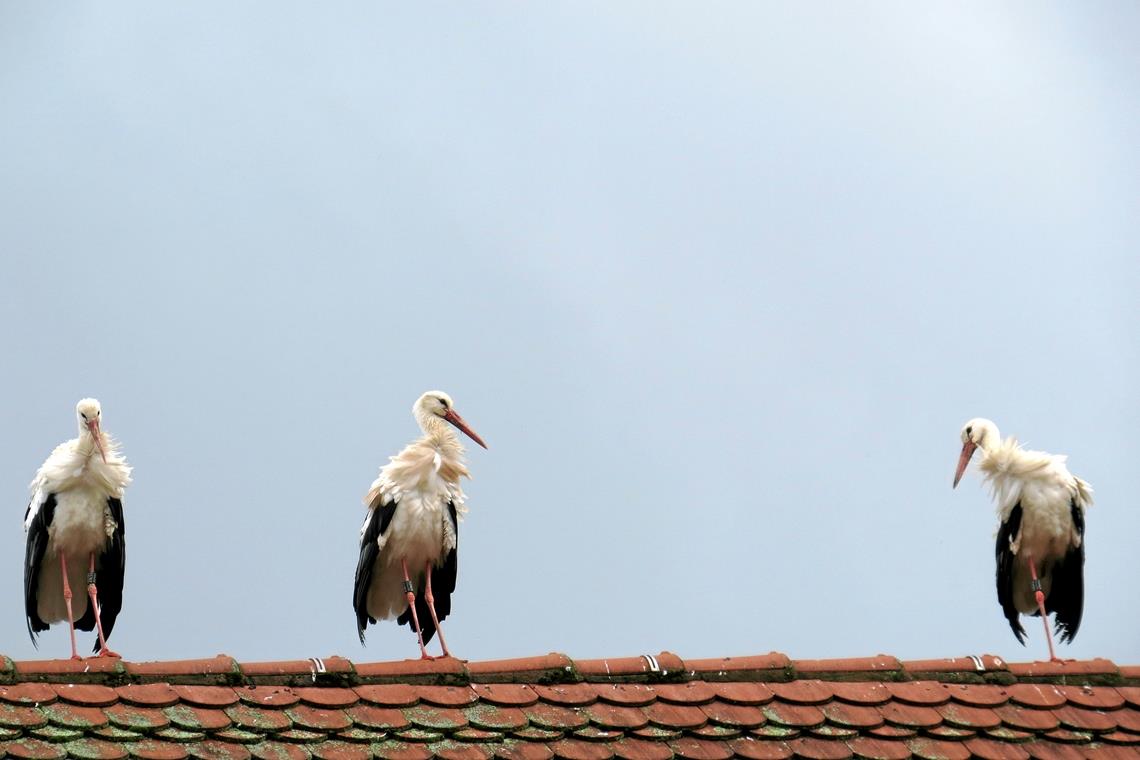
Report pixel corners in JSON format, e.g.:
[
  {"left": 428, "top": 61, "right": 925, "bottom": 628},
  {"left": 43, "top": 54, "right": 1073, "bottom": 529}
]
[
  {"left": 24, "top": 398, "right": 131, "bottom": 659},
  {"left": 954, "top": 417, "right": 1091, "bottom": 660},
  {"left": 353, "top": 391, "right": 486, "bottom": 659}
]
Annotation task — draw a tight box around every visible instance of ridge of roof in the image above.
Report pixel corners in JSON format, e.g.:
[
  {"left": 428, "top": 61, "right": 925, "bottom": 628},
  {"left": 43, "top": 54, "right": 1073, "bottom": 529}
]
[{"left": 3, "top": 652, "right": 1136, "bottom": 688}]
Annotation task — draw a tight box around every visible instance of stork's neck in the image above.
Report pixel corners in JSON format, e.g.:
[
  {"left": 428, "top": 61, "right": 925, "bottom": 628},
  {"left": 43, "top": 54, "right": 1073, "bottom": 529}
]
[
  {"left": 76, "top": 426, "right": 103, "bottom": 459},
  {"left": 415, "top": 410, "right": 460, "bottom": 449},
  {"left": 974, "top": 422, "right": 1002, "bottom": 456}
]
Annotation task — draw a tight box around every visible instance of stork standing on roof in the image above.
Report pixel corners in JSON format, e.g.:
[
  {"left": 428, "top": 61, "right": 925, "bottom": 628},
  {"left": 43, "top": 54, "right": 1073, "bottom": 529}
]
[
  {"left": 24, "top": 399, "right": 131, "bottom": 659},
  {"left": 353, "top": 391, "right": 487, "bottom": 659},
  {"left": 953, "top": 418, "right": 1091, "bottom": 661}
]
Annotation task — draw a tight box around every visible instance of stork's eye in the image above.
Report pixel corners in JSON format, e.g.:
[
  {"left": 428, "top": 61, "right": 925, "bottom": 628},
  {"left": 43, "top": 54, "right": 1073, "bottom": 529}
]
[
  {"left": 80, "top": 413, "right": 87, "bottom": 420},
  {"left": 966, "top": 426, "right": 973, "bottom": 435}
]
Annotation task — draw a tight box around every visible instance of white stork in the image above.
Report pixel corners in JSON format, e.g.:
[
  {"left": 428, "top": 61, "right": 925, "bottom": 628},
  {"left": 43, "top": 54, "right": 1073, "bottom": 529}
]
[
  {"left": 953, "top": 417, "right": 1091, "bottom": 661},
  {"left": 353, "top": 391, "right": 487, "bottom": 659},
  {"left": 24, "top": 398, "right": 131, "bottom": 659}
]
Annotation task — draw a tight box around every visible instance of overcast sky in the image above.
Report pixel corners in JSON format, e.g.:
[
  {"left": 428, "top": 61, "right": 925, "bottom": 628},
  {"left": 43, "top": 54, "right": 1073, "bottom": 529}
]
[{"left": 1, "top": 3, "right": 1136, "bottom": 666}]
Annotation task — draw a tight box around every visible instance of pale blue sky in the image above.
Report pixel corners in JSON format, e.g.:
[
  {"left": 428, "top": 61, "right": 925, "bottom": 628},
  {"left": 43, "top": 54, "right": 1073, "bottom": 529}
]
[{"left": 1, "top": 3, "right": 1136, "bottom": 665}]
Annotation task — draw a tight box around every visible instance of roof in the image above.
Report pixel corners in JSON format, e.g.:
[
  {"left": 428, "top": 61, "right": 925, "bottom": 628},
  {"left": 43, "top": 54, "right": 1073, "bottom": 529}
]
[{"left": 0, "top": 652, "right": 1137, "bottom": 759}]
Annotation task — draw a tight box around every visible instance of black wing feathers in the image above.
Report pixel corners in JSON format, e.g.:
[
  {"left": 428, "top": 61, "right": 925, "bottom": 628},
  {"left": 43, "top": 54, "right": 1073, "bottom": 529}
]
[
  {"left": 396, "top": 501, "right": 459, "bottom": 645},
  {"left": 353, "top": 500, "right": 399, "bottom": 643},
  {"left": 75, "top": 498, "right": 127, "bottom": 652},
  {"left": 24, "top": 494, "right": 57, "bottom": 645},
  {"left": 1047, "top": 499, "right": 1085, "bottom": 644},
  {"left": 995, "top": 503, "right": 1026, "bottom": 644}
]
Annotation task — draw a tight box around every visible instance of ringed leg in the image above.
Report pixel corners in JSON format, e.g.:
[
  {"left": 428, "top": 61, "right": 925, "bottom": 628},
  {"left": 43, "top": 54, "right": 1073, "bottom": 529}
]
[
  {"left": 401, "top": 558, "right": 431, "bottom": 660},
  {"left": 422, "top": 560, "right": 452, "bottom": 658},
  {"left": 86, "top": 554, "right": 120, "bottom": 658},
  {"left": 1027, "top": 555, "right": 1059, "bottom": 662},
  {"left": 59, "top": 553, "right": 81, "bottom": 661}
]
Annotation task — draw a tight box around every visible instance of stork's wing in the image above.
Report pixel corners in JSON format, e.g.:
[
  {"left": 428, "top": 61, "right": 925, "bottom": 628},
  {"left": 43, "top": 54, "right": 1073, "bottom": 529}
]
[
  {"left": 397, "top": 501, "right": 458, "bottom": 645},
  {"left": 24, "top": 493, "right": 57, "bottom": 645},
  {"left": 353, "top": 499, "right": 399, "bottom": 643},
  {"left": 76, "top": 498, "right": 126, "bottom": 651},
  {"left": 995, "top": 503, "right": 1026, "bottom": 644},
  {"left": 1047, "top": 499, "right": 1085, "bottom": 644}
]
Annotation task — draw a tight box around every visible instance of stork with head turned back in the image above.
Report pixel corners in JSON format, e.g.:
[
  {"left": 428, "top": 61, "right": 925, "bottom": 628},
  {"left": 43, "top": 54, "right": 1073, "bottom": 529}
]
[
  {"left": 353, "top": 391, "right": 487, "bottom": 659},
  {"left": 24, "top": 399, "right": 131, "bottom": 659},
  {"left": 953, "top": 418, "right": 1091, "bottom": 661}
]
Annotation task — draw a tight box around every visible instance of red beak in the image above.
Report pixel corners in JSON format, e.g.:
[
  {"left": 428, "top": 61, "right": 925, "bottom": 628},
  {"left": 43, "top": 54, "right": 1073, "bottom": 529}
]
[
  {"left": 952, "top": 440, "right": 977, "bottom": 488},
  {"left": 443, "top": 409, "right": 488, "bottom": 449},
  {"left": 87, "top": 419, "right": 108, "bottom": 463}
]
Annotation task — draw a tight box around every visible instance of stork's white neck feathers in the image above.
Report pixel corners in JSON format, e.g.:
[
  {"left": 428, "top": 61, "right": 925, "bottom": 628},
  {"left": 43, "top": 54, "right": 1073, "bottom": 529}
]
[
  {"left": 29, "top": 428, "right": 132, "bottom": 504},
  {"left": 974, "top": 431, "right": 1092, "bottom": 518},
  {"left": 364, "top": 415, "right": 471, "bottom": 514}
]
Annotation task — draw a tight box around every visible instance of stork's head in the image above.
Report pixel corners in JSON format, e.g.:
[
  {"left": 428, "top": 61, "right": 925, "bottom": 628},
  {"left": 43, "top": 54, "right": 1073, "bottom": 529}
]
[
  {"left": 953, "top": 417, "right": 999, "bottom": 488},
  {"left": 415, "top": 390, "right": 488, "bottom": 449},
  {"left": 76, "top": 398, "right": 107, "bottom": 463}
]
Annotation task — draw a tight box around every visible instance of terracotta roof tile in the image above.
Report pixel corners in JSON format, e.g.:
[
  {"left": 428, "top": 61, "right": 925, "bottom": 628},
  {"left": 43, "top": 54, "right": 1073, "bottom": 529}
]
[
  {"left": 699, "top": 700, "right": 766, "bottom": 729},
  {"left": 224, "top": 703, "right": 293, "bottom": 733},
  {"left": 1052, "top": 704, "right": 1117, "bottom": 733},
  {"left": 353, "top": 684, "right": 418, "bottom": 707},
  {"left": 935, "top": 702, "right": 1001, "bottom": 730},
  {"left": 845, "top": 736, "right": 912, "bottom": 760},
  {"left": 497, "top": 743, "right": 556, "bottom": 760},
  {"left": 609, "top": 737, "right": 673, "bottom": 759},
  {"left": 2, "top": 738, "right": 69, "bottom": 759},
  {"left": 247, "top": 742, "right": 310, "bottom": 760},
  {"left": 690, "top": 723, "right": 742, "bottom": 740},
  {"left": 117, "top": 684, "right": 180, "bottom": 708},
  {"left": 761, "top": 702, "right": 825, "bottom": 729},
  {"left": 591, "top": 685, "right": 655, "bottom": 707},
  {"left": 787, "top": 735, "right": 854, "bottom": 759},
  {"left": 820, "top": 702, "right": 884, "bottom": 730},
  {"left": 42, "top": 702, "right": 110, "bottom": 729},
  {"left": 468, "top": 684, "right": 539, "bottom": 707},
  {"left": 651, "top": 682, "right": 716, "bottom": 705},
  {"left": 906, "top": 737, "right": 971, "bottom": 760},
  {"left": 0, "top": 684, "right": 58, "bottom": 705},
  {"left": 369, "top": 740, "right": 434, "bottom": 760},
  {"left": 879, "top": 702, "right": 942, "bottom": 729},
  {"left": 829, "top": 683, "right": 890, "bottom": 706},
  {"left": 187, "top": 740, "right": 252, "bottom": 760},
  {"left": 464, "top": 705, "right": 528, "bottom": 732},
  {"left": 641, "top": 701, "right": 707, "bottom": 730},
  {"left": 728, "top": 736, "right": 793, "bottom": 759},
  {"left": 962, "top": 737, "right": 1031, "bottom": 760},
  {"left": 548, "top": 738, "right": 614, "bottom": 759},
  {"left": 54, "top": 684, "right": 119, "bottom": 707},
  {"left": 710, "top": 682, "right": 774, "bottom": 706},
  {"left": 524, "top": 703, "right": 589, "bottom": 732},
  {"left": 583, "top": 703, "right": 649, "bottom": 731},
  {"left": 771, "top": 680, "right": 833, "bottom": 706},
  {"left": 1006, "top": 683, "right": 1067, "bottom": 709},
  {"left": 63, "top": 737, "right": 130, "bottom": 759},
  {"left": 884, "top": 682, "right": 949, "bottom": 707},
  {"left": 532, "top": 684, "right": 597, "bottom": 708},
  {"left": 130, "top": 740, "right": 192, "bottom": 760},
  {"left": 667, "top": 736, "right": 735, "bottom": 759},
  {"left": 0, "top": 652, "right": 1130, "bottom": 758},
  {"left": 943, "top": 683, "right": 1008, "bottom": 708},
  {"left": 416, "top": 686, "right": 478, "bottom": 708},
  {"left": 307, "top": 740, "right": 369, "bottom": 760}
]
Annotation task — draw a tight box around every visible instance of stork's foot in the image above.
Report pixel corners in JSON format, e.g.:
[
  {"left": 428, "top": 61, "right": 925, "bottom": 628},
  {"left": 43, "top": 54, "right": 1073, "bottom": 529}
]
[
  {"left": 69, "top": 654, "right": 83, "bottom": 662},
  {"left": 92, "top": 648, "right": 121, "bottom": 659}
]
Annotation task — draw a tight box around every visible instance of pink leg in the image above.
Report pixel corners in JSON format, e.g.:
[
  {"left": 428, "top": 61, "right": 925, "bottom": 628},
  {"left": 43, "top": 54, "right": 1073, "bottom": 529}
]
[
  {"left": 58, "top": 554, "right": 80, "bottom": 661},
  {"left": 401, "top": 558, "right": 431, "bottom": 660},
  {"left": 422, "top": 560, "right": 452, "bottom": 658},
  {"left": 1027, "top": 555, "right": 1060, "bottom": 662},
  {"left": 86, "top": 554, "right": 120, "bottom": 658}
]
